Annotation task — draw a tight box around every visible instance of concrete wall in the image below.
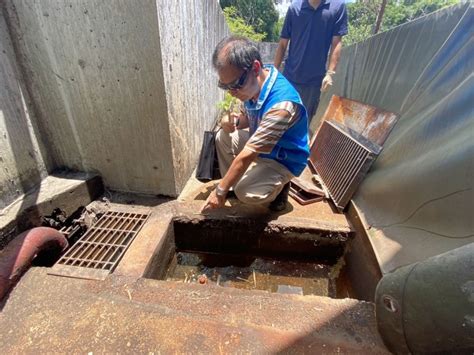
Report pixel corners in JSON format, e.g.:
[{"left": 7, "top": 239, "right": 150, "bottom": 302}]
[
  {"left": 4, "top": 0, "right": 175, "bottom": 195},
  {"left": 0, "top": 8, "right": 50, "bottom": 208},
  {"left": 2, "top": 0, "right": 228, "bottom": 198},
  {"left": 256, "top": 42, "right": 280, "bottom": 65},
  {"left": 156, "top": 0, "right": 229, "bottom": 191}
]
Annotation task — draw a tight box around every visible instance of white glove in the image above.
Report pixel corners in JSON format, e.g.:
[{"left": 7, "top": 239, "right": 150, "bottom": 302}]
[{"left": 321, "top": 70, "right": 336, "bottom": 92}]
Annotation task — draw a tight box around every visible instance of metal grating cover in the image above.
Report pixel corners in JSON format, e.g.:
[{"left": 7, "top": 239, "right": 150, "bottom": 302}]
[
  {"left": 311, "top": 120, "right": 382, "bottom": 211},
  {"left": 49, "top": 210, "right": 149, "bottom": 280}
]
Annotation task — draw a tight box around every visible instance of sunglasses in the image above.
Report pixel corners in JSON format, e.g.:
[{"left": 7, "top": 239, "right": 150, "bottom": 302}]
[{"left": 218, "top": 68, "right": 250, "bottom": 91}]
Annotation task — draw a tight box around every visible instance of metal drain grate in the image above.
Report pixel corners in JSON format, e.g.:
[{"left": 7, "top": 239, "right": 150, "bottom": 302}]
[
  {"left": 310, "top": 120, "right": 382, "bottom": 211},
  {"left": 49, "top": 210, "right": 149, "bottom": 280}
]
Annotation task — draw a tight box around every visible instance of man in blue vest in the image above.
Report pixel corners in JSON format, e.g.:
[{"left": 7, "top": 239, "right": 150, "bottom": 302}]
[
  {"left": 274, "top": 0, "right": 348, "bottom": 123},
  {"left": 201, "top": 36, "right": 309, "bottom": 213}
]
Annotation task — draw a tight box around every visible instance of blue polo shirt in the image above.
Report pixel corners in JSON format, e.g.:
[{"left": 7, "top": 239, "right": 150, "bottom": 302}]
[{"left": 281, "top": 0, "right": 348, "bottom": 85}]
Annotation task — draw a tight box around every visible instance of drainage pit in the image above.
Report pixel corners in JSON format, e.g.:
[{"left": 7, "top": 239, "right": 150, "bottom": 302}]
[
  {"left": 166, "top": 251, "right": 338, "bottom": 296},
  {"left": 147, "top": 217, "right": 355, "bottom": 298}
]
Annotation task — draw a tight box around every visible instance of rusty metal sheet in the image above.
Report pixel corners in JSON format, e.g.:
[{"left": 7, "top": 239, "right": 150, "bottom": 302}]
[
  {"left": 310, "top": 120, "right": 382, "bottom": 211},
  {"left": 317, "top": 95, "right": 398, "bottom": 146}
]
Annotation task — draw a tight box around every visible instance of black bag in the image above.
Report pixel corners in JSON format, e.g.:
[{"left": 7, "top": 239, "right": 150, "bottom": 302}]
[{"left": 196, "top": 130, "right": 221, "bottom": 182}]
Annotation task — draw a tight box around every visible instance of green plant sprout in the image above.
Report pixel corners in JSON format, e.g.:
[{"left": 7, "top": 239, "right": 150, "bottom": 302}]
[{"left": 217, "top": 92, "right": 239, "bottom": 115}]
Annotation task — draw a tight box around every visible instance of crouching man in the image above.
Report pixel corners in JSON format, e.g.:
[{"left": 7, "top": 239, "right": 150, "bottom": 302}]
[{"left": 201, "top": 35, "right": 309, "bottom": 213}]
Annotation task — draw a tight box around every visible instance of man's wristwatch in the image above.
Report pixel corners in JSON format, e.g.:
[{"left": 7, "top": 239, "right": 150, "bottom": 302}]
[{"left": 215, "top": 185, "right": 228, "bottom": 197}]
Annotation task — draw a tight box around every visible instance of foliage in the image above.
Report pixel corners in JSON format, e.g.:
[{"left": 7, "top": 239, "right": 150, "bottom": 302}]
[
  {"left": 220, "top": 0, "right": 280, "bottom": 41},
  {"left": 273, "top": 17, "right": 285, "bottom": 41},
  {"left": 382, "top": 0, "right": 457, "bottom": 29},
  {"left": 217, "top": 92, "right": 238, "bottom": 115},
  {"left": 222, "top": 6, "right": 266, "bottom": 41},
  {"left": 344, "top": 0, "right": 458, "bottom": 46}
]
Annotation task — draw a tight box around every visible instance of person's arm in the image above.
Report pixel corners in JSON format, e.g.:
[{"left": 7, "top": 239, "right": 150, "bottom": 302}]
[
  {"left": 200, "top": 148, "right": 257, "bottom": 212},
  {"left": 322, "top": 2, "right": 348, "bottom": 92},
  {"left": 321, "top": 36, "right": 342, "bottom": 92},
  {"left": 274, "top": 38, "right": 289, "bottom": 71},
  {"left": 201, "top": 102, "right": 296, "bottom": 212},
  {"left": 328, "top": 36, "right": 342, "bottom": 72},
  {"left": 275, "top": 7, "right": 292, "bottom": 71}
]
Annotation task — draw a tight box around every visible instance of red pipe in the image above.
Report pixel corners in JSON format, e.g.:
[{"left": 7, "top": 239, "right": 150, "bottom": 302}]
[{"left": 0, "top": 227, "right": 68, "bottom": 300}]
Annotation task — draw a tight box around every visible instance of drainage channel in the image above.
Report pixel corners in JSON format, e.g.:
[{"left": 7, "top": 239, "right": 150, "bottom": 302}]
[
  {"left": 165, "top": 251, "right": 340, "bottom": 296},
  {"left": 146, "top": 216, "right": 354, "bottom": 298},
  {"left": 49, "top": 210, "right": 149, "bottom": 280}
]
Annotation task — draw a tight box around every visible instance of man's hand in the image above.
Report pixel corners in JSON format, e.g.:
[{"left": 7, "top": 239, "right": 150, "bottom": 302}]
[
  {"left": 321, "top": 70, "right": 336, "bottom": 92},
  {"left": 220, "top": 113, "right": 238, "bottom": 133},
  {"left": 200, "top": 144, "right": 257, "bottom": 214},
  {"left": 200, "top": 189, "right": 226, "bottom": 213}
]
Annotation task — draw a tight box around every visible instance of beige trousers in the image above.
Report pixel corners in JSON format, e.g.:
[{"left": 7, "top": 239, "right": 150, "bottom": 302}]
[{"left": 215, "top": 129, "right": 293, "bottom": 205}]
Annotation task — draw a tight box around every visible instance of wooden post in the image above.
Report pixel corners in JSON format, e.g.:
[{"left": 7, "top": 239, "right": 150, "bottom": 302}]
[{"left": 374, "top": 0, "right": 388, "bottom": 34}]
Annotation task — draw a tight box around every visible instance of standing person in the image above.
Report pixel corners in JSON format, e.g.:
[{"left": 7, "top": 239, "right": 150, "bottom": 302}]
[
  {"left": 274, "top": 0, "right": 348, "bottom": 123},
  {"left": 201, "top": 36, "right": 309, "bottom": 213}
]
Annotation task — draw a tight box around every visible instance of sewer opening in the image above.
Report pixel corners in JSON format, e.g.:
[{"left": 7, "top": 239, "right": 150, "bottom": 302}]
[
  {"left": 147, "top": 217, "right": 356, "bottom": 298},
  {"left": 49, "top": 210, "right": 149, "bottom": 280},
  {"left": 33, "top": 207, "right": 90, "bottom": 267}
]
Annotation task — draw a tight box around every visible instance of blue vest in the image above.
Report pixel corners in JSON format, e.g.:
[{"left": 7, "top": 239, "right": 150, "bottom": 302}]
[{"left": 244, "top": 66, "right": 309, "bottom": 176}]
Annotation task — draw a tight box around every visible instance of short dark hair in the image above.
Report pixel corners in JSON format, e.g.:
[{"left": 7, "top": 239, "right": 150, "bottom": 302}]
[{"left": 212, "top": 35, "right": 262, "bottom": 71}]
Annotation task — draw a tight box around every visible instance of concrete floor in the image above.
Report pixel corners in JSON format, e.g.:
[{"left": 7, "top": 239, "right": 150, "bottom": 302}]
[
  {"left": 0, "top": 177, "right": 389, "bottom": 353},
  {"left": 0, "top": 267, "right": 387, "bottom": 353}
]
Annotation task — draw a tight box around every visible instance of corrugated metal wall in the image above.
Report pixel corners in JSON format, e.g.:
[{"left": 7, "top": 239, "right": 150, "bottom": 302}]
[{"left": 316, "top": 3, "right": 474, "bottom": 272}]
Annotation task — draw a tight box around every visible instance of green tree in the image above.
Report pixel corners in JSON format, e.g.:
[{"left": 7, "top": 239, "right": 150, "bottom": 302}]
[
  {"left": 382, "top": 0, "right": 457, "bottom": 30},
  {"left": 344, "top": 0, "right": 379, "bottom": 45},
  {"left": 273, "top": 17, "right": 285, "bottom": 41},
  {"left": 223, "top": 6, "right": 266, "bottom": 42},
  {"left": 345, "top": 0, "right": 458, "bottom": 46},
  {"left": 220, "top": 0, "right": 279, "bottom": 41}
]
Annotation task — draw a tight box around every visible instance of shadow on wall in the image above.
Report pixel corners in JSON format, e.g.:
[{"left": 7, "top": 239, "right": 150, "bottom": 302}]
[
  {"left": 0, "top": 9, "right": 41, "bottom": 214},
  {"left": 0, "top": 5, "right": 68, "bottom": 244}
]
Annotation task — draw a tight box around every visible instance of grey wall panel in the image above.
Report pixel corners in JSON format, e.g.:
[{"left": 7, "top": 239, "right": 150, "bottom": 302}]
[
  {"left": 315, "top": 3, "right": 474, "bottom": 272},
  {"left": 156, "top": 0, "right": 229, "bottom": 191},
  {"left": 5, "top": 0, "right": 176, "bottom": 195},
  {"left": 0, "top": 9, "right": 50, "bottom": 208}
]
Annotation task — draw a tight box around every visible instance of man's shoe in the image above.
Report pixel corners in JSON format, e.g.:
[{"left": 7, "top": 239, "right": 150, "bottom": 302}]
[{"left": 269, "top": 183, "right": 290, "bottom": 212}]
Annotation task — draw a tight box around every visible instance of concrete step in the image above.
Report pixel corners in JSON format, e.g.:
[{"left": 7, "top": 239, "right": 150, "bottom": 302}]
[
  {"left": 0, "top": 172, "right": 103, "bottom": 249},
  {"left": 0, "top": 267, "right": 389, "bottom": 353}
]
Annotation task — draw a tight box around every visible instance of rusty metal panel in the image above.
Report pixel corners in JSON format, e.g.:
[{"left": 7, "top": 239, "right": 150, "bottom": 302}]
[
  {"left": 311, "top": 120, "right": 381, "bottom": 211},
  {"left": 49, "top": 211, "right": 149, "bottom": 280},
  {"left": 317, "top": 96, "right": 398, "bottom": 146}
]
